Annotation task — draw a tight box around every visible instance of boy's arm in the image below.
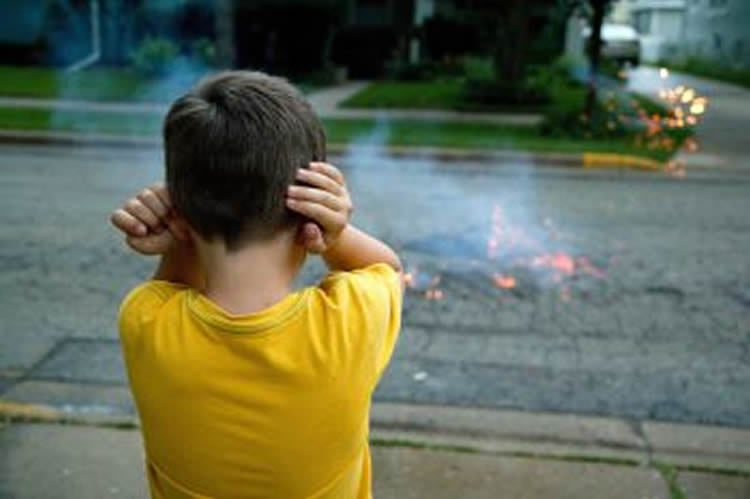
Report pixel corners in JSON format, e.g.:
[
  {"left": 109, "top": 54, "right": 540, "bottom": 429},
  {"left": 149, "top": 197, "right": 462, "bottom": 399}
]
[
  {"left": 287, "top": 162, "right": 403, "bottom": 279},
  {"left": 321, "top": 225, "right": 402, "bottom": 274},
  {"left": 112, "top": 184, "right": 204, "bottom": 289}
]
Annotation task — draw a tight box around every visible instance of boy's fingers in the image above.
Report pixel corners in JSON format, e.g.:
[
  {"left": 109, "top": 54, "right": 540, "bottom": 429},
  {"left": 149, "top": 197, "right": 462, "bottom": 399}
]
[
  {"left": 111, "top": 209, "right": 147, "bottom": 236},
  {"left": 150, "top": 184, "right": 172, "bottom": 208},
  {"left": 310, "top": 162, "right": 344, "bottom": 185},
  {"left": 296, "top": 169, "right": 343, "bottom": 195},
  {"left": 286, "top": 198, "right": 340, "bottom": 227},
  {"left": 287, "top": 186, "right": 344, "bottom": 211},
  {"left": 137, "top": 188, "right": 169, "bottom": 219},
  {"left": 124, "top": 198, "right": 162, "bottom": 230}
]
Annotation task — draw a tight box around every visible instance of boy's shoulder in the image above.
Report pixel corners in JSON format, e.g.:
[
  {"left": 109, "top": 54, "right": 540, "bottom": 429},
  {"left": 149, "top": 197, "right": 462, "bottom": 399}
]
[
  {"left": 118, "top": 280, "right": 188, "bottom": 327},
  {"left": 317, "top": 263, "right": 401, "bottom": 295}
]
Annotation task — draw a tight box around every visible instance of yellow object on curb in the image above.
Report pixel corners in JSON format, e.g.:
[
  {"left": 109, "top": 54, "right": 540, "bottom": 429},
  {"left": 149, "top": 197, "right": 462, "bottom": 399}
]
[
  {"left": 582, "top": 153, "right": 664, "bottom": 171},
  {"left": 0, "top": 400, "right": 139, "bottom": 427},
  {"left": 0, "top": 400, "right": 63, "bottom": 422}
]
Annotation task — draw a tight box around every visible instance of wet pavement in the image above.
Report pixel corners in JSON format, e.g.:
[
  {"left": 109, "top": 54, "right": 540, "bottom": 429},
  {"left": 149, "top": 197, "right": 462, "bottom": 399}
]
[{"left": 0, "top": 144, "right": 749, "bottom": 426}]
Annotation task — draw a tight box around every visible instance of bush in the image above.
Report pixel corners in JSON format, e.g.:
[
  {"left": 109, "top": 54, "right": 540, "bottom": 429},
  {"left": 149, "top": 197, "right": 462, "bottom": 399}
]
[
  {"left": 422, "top": 14, "right": 480, "bottom": 59},
  {"left": 526, "top": 62, "right": 577, "bottom": 97},
  {"left": 131, "top": 37, "right": 178, "bottom": 78},
  {"left": 331, "top": 26, "right": 397, "bottom": 78},
  {"left": 661, "top": 56, "right": 750, "bottom": 89},
  {"left": 191, "top": 38, "right": 216, "bottom": 68},
  {"left": 540, "top": 88, "right": 637, "bottom": 139},
  {"left": 384, "top": 61, "right": 437, "bottom": 81},
  {"left": 384, "top": 59, "right": 464, "bottom": 81},
  {"left": 463, "top": 79, "right": 551, "bottom": 110},
  {"left": 462, "top": 57, "right": 494, "bottom": 81}
]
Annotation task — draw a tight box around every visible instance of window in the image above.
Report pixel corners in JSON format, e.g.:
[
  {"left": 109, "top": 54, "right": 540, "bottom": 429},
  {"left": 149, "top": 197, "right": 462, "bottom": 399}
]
[
  {"left": 634, "top": 11, "right": 652, "bottom": 35},
  {"left": 734, "top": 39, "right": 744, "bottom": 59}
]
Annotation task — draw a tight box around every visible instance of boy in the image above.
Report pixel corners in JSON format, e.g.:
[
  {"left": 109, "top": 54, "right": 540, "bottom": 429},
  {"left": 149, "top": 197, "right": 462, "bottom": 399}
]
[{"left": 111, "top": 71, "right": 403, "bottom": 498}]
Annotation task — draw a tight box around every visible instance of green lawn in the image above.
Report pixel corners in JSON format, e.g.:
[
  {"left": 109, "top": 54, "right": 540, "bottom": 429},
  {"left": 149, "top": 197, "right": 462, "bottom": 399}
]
[
  {"left": 0, "top": 66, "right": 165, "bottom": 101},
  {"left": 325, "top": 118, "right": 686, "bottom": 161},
  {"left": 656, "top": 58, "right": 750, "bottom": 89},
  {"left": 0, "top": 66, "right": 322, "bottom": 101},
  {"left": 341, "top": 80, "right": 465, "bottom": 110},
  {"left": 341, "top": 79, "right": 669, "bottom": 116},
  {"left": 0, "top": 107, "right": 685, "bottom": 161}
]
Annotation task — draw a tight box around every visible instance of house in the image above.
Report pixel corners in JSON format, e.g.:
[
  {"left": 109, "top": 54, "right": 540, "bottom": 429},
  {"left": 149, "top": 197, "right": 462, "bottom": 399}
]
[
  {"left": 629, "top": 0, "right": 750, "bottom": 66},
  {"left": 0, "top": 0, "right": 52, "bottom": 64},
  {"left": 630, "top": 0, "right": 685, "bottom": 62},
  {"left": 681, "top": 0, "right": 750, "bottom": 67}
]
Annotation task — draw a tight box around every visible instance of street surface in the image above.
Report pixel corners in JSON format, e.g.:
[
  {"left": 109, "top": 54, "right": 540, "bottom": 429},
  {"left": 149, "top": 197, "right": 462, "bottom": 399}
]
[{"left": 0, "top": 144, "right": 749, "bottom": 427}]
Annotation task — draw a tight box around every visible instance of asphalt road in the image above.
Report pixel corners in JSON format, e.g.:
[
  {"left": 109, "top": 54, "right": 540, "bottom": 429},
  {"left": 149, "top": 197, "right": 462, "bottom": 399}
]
[{"left": 1, "top": 144, "right": 749, "bottom": 427}]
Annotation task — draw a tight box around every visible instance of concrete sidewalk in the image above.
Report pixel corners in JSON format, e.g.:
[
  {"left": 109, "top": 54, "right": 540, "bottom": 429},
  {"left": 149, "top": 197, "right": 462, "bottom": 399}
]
[
  {"left": 0, "top": 82, "right": 542, "bottom": 126},
  {"left": 2, "top": 399, "right": 750, "bottom": 497},
  {"left": 306, "top": 82, "right": 543, "bottom": 126},
  {"left": 2, "top": 422, "right": 748, "bottom": 499}
]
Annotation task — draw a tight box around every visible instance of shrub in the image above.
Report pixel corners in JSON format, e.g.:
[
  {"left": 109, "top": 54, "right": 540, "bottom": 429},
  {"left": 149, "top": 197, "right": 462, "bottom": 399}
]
[
  {"left": 660, "top": 56, "right": 750, "bottom": 89},
  {"left": 131, "top": 37, "right": 179, "bottom": 78},
  {"left": 191, "top": 38, "right": 216, "bottom": 68},
  {"left": 463, "top": 79, "right": 551, "bottom": 110},
  {"left": 384, "top": 61, "right": 437, "bottom": 81},
  {"left": 422, "top": 14, "right": 480, "bottom": 60},
  {"left": 462, "top": 57, "right": 494, "bottom": 81},
  {"left": 540, "top": 88, "right": 637, "bottom": 139},
  {"left": 383, "top": 58, "right": 465, "bottom": 81}
]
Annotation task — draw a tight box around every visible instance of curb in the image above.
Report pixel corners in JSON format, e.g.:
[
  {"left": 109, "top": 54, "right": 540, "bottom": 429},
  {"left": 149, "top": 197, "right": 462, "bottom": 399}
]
[
  {"left": 582, "top": 152, "right": 664, "bottom": 171},
  {"left": 0, "top": 130, "right": 680, "bottom": 172},
  {"left": 2, "top": 399, "right": 749, "bottom": 473}
]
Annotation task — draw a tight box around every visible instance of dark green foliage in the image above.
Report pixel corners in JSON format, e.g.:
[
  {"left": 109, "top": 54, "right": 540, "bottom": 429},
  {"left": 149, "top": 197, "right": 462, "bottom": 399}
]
[
  {"left": 130, "top": 37, "right": 178, "bottom": 78},
  {"left": 660, "top": 57, "right": 750, "bottom": 89},
  {"left": 191, "top": 38, "right": 216, "bottom": 68},
  {"left": 462, "top": 79, "right": 551, "bottom": 110}
]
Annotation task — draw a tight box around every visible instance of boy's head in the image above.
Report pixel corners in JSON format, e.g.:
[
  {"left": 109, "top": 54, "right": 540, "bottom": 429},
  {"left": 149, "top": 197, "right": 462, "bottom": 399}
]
[{"left": 163, "top": 70, "right": 326, "bottom": 250}]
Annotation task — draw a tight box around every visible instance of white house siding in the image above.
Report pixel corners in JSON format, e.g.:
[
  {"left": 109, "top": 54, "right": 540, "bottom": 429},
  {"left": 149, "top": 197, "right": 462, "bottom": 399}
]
[
  {"left": 682, "top": 0, "right": 750, "bottom": 67},
  {"left": 631, "top": 0, "right": 686, "bottom": 62}
]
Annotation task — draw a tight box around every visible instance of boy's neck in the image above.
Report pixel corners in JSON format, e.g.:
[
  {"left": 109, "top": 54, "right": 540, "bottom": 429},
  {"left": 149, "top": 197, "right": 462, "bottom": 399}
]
[{"left": 194, "top": 230, "right": 305, "bottom": 316}]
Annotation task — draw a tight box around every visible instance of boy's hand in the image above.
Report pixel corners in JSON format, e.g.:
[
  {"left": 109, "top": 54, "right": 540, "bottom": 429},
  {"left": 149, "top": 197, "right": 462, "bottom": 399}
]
[
  {"left": 287, "top": 162, "right": 352, "bottom": 254},
  {"left": 110, "top": 184, "right": 183, "bottom": 255}
]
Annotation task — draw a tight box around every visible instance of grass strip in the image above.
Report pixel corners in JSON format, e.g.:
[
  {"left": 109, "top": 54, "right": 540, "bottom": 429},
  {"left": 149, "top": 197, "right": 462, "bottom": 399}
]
[
  {"left": 655, "top": 463, "right": 688, "bottom": 499},
  {"left": 341, "top": 80, "right": 465, "bottom": 110},
  {"left": 0, "top": 65, "right": 324, "bottom": 101},
  {"left": 655, "top": 59, "right": 750, "bottom": 89},
  {"left": 0, "top": 107, "right": 686, "bottom": 161}
]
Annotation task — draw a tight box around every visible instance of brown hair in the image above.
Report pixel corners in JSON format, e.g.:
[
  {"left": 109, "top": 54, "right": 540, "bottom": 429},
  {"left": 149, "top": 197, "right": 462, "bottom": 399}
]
[{"left": 163, "top": 70, "right": 326, "bottom": 249}]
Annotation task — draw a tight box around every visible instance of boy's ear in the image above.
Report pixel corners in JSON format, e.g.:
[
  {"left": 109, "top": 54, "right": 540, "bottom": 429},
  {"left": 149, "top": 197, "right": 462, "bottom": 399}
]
[
  {"left": 167, "top": 214, "right": 191, "bottom": 242},
  {"left": 296, "top": 222, "right": 326, "bottom": 254}
]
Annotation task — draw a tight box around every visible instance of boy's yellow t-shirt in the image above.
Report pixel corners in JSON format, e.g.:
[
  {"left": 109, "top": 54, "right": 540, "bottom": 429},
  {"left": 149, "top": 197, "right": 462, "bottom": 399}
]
[{"left": 118, "top": 263, "right": 402, "bottom": 499}]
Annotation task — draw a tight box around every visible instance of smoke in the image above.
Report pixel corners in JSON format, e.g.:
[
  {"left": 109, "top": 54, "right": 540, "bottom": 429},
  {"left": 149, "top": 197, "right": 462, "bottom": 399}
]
[{"left": 328, "top": 117, "right": 591, "bottom": 297}]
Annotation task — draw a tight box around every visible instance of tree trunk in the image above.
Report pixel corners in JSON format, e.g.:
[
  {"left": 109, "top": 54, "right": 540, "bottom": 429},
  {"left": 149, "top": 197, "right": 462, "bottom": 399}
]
[
  {"left": 215, "top": 0, "right": 235, "bottom": 69},
  {"left": 585, "top": 0, "right": 606, "bottom": 116},
  {"left": 493, "top": 0, "right": 529, "bottom": 90}
]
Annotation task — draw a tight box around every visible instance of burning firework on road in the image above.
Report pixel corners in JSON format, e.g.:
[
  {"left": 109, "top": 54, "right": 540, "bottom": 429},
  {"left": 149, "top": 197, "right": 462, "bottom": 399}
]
[{"left": 404, "top": 203, "right": 609, "bottom": 303}]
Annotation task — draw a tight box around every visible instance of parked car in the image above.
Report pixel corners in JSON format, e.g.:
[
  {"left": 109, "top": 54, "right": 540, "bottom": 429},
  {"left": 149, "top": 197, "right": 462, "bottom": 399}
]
[{"left": 584, "top": 23, "right": 641, "bottom": 66}]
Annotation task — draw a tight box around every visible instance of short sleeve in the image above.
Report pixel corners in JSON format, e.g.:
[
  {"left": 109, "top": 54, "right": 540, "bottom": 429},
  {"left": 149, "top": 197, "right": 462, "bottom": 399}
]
[
  {"left": 118, "top": 280, "right": 186, "bottom": 343},
  {"left": 319, "top": 263, "right": 403, "bottom": 386}
]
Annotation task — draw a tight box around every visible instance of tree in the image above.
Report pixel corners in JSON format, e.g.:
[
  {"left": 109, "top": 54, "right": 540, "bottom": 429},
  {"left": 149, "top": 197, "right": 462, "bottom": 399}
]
[
  {"left": 215, "top": 0, "right": 235, "bottom": 68},
  {"left": 459, "top": 0, "right": 564, "bottom": 88},
  {"left": 583, "top": 0, "right": 613, "bottom": 117}
]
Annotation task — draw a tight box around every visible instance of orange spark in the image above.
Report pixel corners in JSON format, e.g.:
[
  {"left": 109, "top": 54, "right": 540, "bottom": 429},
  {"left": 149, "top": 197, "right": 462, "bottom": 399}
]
[{"left": 493, "top": 274, "right": 517, "bottom": 289}]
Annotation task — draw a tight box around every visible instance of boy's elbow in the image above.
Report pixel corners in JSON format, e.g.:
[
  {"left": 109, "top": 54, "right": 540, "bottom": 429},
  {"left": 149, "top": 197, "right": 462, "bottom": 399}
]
[{"left": 389, "top": 251, "right": 403, "bottom": 275}]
